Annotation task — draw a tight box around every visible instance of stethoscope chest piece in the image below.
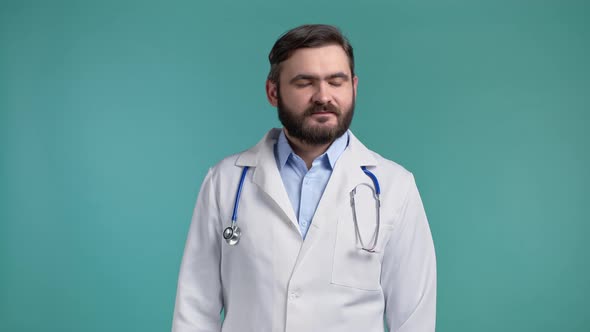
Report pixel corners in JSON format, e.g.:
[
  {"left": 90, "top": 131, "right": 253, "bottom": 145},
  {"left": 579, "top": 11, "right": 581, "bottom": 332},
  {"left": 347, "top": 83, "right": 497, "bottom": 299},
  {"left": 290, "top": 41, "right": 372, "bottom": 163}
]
[{"left": 223, "top": 225, "right": 241, "bottom": 246}]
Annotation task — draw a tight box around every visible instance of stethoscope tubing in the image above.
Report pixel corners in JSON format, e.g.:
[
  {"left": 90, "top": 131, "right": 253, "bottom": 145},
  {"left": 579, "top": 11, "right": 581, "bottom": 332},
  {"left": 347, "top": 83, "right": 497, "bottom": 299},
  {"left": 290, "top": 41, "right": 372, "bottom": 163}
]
[
  {"left": 226, "top": 165, "right": 381, "bottom": 251},
  {"left": 361, "top": 166, "right": 380, "bottom": 195},
  {"left": 231, "top": 166, "right": 250, "bottom": 224}
]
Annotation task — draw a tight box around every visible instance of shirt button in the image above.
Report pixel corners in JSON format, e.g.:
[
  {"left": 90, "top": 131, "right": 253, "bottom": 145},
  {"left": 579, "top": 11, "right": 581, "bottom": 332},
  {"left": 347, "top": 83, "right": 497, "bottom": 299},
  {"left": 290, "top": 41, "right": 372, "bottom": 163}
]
[{"left": 289, "top": 292, "right": 299, "bottom": 300}]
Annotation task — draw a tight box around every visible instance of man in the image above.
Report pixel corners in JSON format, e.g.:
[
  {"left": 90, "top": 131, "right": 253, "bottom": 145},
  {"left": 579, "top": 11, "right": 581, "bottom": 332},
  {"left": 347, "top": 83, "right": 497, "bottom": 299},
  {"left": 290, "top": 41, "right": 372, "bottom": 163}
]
[{"left": 172, "top": 24, "right": 436, "bottom": 332}]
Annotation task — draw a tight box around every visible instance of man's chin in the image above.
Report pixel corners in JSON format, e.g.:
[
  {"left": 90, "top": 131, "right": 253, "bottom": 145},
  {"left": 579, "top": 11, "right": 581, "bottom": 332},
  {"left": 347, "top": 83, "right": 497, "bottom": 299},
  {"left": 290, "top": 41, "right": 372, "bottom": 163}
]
[
  {"left": 303, "top": 123, "right": 338, "bottom": 135},
  {"left": 298, "top": 127, "right": 341, "bottom": 144}
]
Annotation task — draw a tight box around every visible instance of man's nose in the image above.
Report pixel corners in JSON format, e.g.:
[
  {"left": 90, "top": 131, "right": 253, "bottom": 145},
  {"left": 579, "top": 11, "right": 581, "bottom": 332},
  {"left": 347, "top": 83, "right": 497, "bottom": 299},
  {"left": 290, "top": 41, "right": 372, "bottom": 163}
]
[{"left": 312, "top": 82, "right": 332, "bottom": 104}]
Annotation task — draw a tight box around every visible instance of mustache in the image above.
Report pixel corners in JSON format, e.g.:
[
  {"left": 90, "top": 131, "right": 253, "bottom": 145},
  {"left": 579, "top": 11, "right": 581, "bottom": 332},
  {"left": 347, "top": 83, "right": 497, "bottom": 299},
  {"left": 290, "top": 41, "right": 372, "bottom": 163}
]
[{"left": 303, "top": 103, "right": 341, "bottom": 116}]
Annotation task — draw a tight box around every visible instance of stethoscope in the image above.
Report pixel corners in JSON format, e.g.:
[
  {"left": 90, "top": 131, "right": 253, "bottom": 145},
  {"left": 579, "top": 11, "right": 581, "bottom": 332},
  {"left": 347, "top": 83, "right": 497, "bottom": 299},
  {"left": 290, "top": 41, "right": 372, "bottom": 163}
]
[{"left": 223, "top": 166, "right": 381, "bottom": 252}]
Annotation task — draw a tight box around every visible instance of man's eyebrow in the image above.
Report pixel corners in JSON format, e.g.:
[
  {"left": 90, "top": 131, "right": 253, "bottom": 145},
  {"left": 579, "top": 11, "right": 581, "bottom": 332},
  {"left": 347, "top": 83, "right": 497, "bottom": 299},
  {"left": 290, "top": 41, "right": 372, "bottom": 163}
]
[{"left": 325, "top": 72, "right": 350, "bottom": 80}]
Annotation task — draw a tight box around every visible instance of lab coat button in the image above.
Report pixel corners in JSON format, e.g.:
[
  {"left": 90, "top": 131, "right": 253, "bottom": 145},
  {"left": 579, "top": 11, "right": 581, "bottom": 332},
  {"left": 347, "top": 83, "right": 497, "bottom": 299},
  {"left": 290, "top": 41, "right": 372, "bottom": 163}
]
[{"left": 289, "top": 292, "right": 299, "bottom": 300}]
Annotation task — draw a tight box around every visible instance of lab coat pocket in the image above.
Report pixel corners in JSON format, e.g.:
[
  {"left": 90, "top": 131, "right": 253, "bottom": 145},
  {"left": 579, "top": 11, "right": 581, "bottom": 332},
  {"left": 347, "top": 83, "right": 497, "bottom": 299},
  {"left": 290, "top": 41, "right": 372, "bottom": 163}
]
[{"left": 331, "top": 215, "right": 394, "bottom": 291}]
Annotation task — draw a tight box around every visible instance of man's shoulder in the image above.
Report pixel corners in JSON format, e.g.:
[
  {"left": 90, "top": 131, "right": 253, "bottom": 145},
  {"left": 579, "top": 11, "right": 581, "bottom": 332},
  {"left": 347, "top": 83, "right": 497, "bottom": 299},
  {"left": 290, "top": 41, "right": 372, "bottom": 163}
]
[
  {"left": 360, "top": 147, "right": 420, "bottom": 204},
  {"left": 350, "top": 132, "right": 412, "bottom": 178},
  {"left": 369, "top": 149, "right": 412, "bottom": 177},
  {"left": 209, "top": 152, "right": 243, "bottom": 173},
  {"left": 206, "top": 128, "right": 279, "bottom": 176}
]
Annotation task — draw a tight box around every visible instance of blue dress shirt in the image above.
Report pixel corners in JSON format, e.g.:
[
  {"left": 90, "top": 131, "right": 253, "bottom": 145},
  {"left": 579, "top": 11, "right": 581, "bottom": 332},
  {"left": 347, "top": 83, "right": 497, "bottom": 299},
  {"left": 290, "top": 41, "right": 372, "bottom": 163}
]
[{"left": 274, "top": 130, "right": 349, "bottom": 239}]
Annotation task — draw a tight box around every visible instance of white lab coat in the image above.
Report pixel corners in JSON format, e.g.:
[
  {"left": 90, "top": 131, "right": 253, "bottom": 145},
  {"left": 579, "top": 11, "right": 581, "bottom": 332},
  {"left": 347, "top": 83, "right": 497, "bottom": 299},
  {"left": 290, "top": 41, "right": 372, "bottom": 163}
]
[{"left": 172, "top": 128, "right": 436, "bottom": 332}]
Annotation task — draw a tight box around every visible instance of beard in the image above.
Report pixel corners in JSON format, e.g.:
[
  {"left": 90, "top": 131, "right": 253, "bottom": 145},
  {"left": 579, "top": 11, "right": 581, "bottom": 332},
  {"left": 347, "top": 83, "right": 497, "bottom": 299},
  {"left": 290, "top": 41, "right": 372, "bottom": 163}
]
[{"left": 277, "top": 92, "right": 355, "bottom": 146}]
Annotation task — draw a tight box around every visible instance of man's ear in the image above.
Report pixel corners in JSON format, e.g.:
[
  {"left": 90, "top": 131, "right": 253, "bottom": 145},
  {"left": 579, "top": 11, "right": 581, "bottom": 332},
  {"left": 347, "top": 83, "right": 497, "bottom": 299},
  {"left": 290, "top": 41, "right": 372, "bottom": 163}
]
[
  {"left": 353, "top": 75, "right": 358, "bottom": 97},
  {"left": 266, "top": 79, "right": 278, "bottom": 107}
]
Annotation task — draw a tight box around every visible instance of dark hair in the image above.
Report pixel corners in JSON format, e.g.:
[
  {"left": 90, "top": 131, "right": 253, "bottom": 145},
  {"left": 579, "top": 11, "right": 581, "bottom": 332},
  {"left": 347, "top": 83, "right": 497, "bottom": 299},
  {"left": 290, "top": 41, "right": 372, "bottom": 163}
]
[{"left": 267, "top": 24, "right": 355, "bottom": 83}]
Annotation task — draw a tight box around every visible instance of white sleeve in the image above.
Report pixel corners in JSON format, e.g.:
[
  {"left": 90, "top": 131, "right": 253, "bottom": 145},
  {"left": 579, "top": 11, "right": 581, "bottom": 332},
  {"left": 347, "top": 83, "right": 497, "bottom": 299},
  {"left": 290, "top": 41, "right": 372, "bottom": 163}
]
[
  {"left": 172, "top": 169, "right": 223, "bottom": 332},
  {"left": 382, "top": 173, "right": 437, "bottom": 332}
]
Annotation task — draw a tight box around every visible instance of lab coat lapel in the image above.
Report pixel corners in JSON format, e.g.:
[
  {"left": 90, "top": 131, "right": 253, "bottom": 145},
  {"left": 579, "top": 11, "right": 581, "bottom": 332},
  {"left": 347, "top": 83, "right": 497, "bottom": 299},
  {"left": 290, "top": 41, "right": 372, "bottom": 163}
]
[
  {"left": 295, "top": 131, "right": 377, "bottom": 266},
  {"left": 235, "top": 129, "right": 300, "bottom": 233}
]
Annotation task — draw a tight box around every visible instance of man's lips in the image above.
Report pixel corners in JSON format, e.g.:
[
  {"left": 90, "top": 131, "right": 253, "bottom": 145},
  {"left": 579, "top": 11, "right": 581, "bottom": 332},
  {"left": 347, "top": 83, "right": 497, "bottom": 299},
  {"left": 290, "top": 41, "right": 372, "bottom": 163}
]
[
  {"left": 310, "top": 110, "right": 337, "bottom": 116},
  {"left": 305, "top": 104, "right": 340, "bottom": 117}
]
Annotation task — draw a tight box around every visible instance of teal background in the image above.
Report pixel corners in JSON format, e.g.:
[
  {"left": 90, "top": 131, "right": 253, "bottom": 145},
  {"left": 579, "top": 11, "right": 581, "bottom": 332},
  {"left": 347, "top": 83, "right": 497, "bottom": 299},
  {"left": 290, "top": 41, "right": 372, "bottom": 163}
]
[{"left": 1, "top": 0, "right": 589, "bottom": 331}]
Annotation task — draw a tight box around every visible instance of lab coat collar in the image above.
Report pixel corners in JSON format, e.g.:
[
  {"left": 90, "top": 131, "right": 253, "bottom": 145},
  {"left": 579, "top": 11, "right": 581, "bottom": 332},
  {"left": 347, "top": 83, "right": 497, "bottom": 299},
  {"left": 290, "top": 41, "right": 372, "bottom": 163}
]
[
  {"left": 235, "top": 128, "right": 378, "bottom": 245},
  {"left": 275, "top": 129, "right": 350, "bottom": 171},
  {"left": 235, "top": 128, "right": 376, "bottom": 168},
  {"left": 235, "top": 129, "right": 299, "bottom": 232}
]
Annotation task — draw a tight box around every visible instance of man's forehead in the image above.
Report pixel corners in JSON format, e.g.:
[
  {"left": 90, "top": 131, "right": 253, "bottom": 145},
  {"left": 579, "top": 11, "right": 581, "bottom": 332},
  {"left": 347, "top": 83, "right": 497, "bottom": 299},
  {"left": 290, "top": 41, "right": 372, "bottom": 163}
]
[{"left": 280, "top": 45, "right": 351, "bottom": 77}]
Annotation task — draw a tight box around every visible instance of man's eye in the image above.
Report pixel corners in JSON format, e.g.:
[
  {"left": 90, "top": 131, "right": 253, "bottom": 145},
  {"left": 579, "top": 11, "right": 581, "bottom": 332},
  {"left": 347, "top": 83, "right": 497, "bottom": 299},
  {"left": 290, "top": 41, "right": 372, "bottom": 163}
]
[
  {"left": 295, "top": 82, "right": 312, "bottom": 87},
  {"left": 329, "top": 80, "right": 344, "bottom": 87}
]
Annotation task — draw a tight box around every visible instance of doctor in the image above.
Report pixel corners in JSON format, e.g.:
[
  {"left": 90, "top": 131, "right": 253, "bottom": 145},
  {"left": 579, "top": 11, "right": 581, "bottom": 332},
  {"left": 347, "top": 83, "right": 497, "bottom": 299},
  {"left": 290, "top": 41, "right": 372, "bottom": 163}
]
[{"left": 172, "top": 24, "right": 436, "bottom": 332}]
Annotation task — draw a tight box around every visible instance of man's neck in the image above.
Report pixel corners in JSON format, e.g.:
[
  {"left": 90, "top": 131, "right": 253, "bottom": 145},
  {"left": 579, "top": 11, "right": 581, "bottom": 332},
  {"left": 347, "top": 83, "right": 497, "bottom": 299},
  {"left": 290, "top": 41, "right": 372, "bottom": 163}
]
[{"left": 284, "top": 130, "right": 332, "bottom": 170}]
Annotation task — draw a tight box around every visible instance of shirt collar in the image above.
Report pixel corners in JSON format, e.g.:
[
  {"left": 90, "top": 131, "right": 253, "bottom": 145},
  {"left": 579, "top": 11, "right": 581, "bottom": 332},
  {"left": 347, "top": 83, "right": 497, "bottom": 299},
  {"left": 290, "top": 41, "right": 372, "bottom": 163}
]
[{"left": 275, "top": 129, "right": 349, "bottom": 170}]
